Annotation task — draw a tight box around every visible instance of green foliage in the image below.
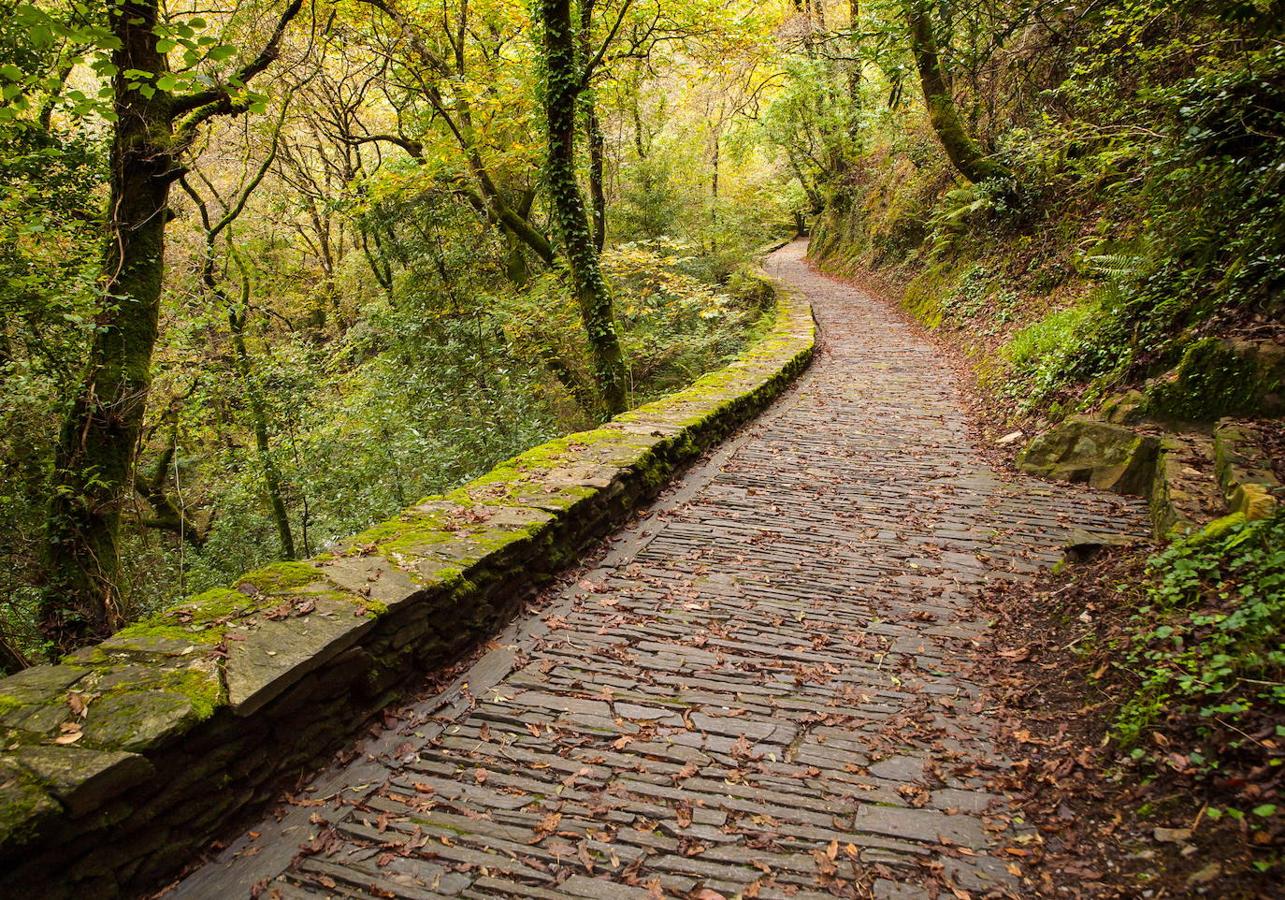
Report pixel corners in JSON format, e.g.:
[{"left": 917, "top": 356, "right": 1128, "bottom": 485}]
[
  {"left": 812, "top": 0, "right": 1285, "bottom": 427},
  {"left": 998, "top": 295, "right": 1105, "bottom": 411},
  {"left": 1113, "top": 511, "right": 1284, "bottom": 777},
  {"left": 606, "top": 239, "right": 772, "bottom": 394}
]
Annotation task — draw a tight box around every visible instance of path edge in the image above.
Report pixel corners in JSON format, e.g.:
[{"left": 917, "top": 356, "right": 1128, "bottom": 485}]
[{"left": 0, "top": 264, "right": 815, "bottom": 897}]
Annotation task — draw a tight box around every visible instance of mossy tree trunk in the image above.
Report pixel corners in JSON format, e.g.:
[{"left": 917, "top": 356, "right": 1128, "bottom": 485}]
[
  {"left": 41, "top": 0, "right": 302, "bottom": 654},
  {"left": 903, "top": 1, "right": 1010, "bottom": 184},
  {"left": 541, "top": 0, "right": 627, "bottom": 416},
  {"left": 43, "top": 0, "right": 174, "bottom": 650},
  {"left": 847, "top": 0, "right": 861, "bottom": 144}
]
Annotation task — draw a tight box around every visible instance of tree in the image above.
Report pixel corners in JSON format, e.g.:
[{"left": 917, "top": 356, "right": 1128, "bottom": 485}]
[
  {"left": 902, "top": 0, "right": 1010, "bottom": 184},
  {"left": 179, "top": 102, "right": 297, "bottom": 560},
  {"left": 42, "top": 0, "right": 303, "bottom": 653},
  {"left": 540, "top": 0, "right": 628, "bottom": 415}
]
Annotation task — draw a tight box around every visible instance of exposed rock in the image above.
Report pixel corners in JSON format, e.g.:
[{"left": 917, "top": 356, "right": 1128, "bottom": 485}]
[
  {"left": 0, "top": 762, "right": 59, "bottom": 846},
  {"left": 8, "top": 745, "right": 152, "bottom": 817},
  {"left": 1062, "top": 528, "right": 1138, "bottom": 562},
  {"left": 995, "top": 430, "right": 1024, "bottom": 447},
  {"left": 1098, "top": 389, "right": 1146, "bottom": 425},
  {"left": 320, "top": 555, "right": 424, "bottom": 612},
  {"left": 1213, "top": 418, "right": 1280, "bottom": 520},
  {"left": 224, "top": 597, "right": 376, "bottom": 717},
  {"left": 1148, "top": 432, "right": 1223, "bottom": 539},
  {"left": 1143, "top": 337, "right": 1285, "bottom": 422},
  {"left": 0, "top": 664, "right": 89, "bottom": 701},
  {"left": 80, "top": 691, "right": 203, "bottom": 752},
  {"left": 1017, "top": 417, "right": 1159, "bottom": 496}
]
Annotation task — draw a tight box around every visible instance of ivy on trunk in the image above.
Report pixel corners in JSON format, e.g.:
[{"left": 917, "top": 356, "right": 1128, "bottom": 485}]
[{"left": 539, "top": 0, "right": 628, "bottom": 416}]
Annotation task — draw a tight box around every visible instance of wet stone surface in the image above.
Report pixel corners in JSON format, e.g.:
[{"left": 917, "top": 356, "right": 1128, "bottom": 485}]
[{"left": 175, "top": 242, "right": 1147, "bottom": 899}]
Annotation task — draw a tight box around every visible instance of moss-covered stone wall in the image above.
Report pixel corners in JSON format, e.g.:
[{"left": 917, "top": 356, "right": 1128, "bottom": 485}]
[{"left": 0, "top": 274, "right": 815, "bottom": 898}]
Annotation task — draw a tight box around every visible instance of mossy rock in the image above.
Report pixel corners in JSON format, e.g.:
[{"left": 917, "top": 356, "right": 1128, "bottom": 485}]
[
  {"left": 1098, "top": 389, "right": 1146, "bottom": 425},
  {"left": 79, "top": 691, "right": 207, "bottom": 753},
  {"left": 7, "top": 745, "right": 153, "bottom": 817},
  {"left": 0, "top": 762, "right": 59, "bottom": 847},
  {"left": 1213, "top": 418, "right": 1281, "bottom": 520},
  {"left": 1143, "top": 337, "right": 1285, "bottom": 422},
  {"left": 1017, "top": 417, "right": 1160, "bottom": 496}
]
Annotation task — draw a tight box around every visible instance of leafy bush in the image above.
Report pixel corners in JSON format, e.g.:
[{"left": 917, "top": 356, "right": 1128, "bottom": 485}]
[{"left": 1114, "top": 511, "right": 1285, "bottom": 781}]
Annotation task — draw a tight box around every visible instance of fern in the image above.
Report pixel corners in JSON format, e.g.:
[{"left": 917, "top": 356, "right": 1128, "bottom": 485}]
[{"left": 1084, "top": 252, "right": 1149, "bottom": 282}]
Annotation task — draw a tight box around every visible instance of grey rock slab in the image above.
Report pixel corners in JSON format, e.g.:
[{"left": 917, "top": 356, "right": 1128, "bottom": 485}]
[
  {"left": 852, "top": 804, "right": 987, "bottom": 848},
  {"left": 0, "top": 761, "right": 61, "bottom": 846},
  {"left": 225, "top": 597, "right": 375, "bottom": 716},
  {"left": 9, "top": 744, "right": 153, "bottom": 817},
  {"left": 320, "top": 554, "right": 425, "bottom": 611},
  {"left": 80, "top": 690, "right": 202, "bottom": 752}
]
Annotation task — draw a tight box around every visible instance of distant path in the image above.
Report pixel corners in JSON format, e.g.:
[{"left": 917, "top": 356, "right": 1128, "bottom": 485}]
[{"left": 174, "top": 240, "right": 1147, "bottom": 899}]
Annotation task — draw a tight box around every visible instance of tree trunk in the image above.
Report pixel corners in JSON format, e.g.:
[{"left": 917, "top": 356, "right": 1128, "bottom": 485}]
[
  {"left": 229, "top": 305, "right": 296, "bottom": 560},
  {"left": 903, "top": 1, "right": 1010, "bottom": 184},
  {"left": 578, "top": 0, "right": 607, "bottom": 251},
  {"left": 585, "top": 102, "right": 607, "bottom": 251},
  {"left": 710, "top": 134, "right": 720, "bottom": 250},
  {"left": 540, "top": 0, "right": 627, "bottom": 416},
  {"left": 847, "top": 0, "right": 861, "bottom": 144},
  {"left": 42, "top": 0, "right": 174, "bottom": 651}
]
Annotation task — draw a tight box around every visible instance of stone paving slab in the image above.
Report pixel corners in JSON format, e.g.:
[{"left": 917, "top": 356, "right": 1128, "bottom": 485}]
[{"left": 172, "top": 241, "right": 1147, "bottom": 899}]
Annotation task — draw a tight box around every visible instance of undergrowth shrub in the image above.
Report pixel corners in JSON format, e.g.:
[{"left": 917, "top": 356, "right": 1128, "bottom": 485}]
[{"left": 1114, "top": 510, "right": 1285, "bottom": 796}]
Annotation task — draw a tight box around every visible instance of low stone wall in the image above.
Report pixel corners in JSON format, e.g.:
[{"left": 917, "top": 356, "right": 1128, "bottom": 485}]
[{"left": 0, "top": 274, "right": 814, "bottom": 897}]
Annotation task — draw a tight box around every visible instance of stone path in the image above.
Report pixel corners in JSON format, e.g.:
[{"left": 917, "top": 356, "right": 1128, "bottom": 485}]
[{"left": 173, "top": 241, "right": 1147, "bottom": 899}]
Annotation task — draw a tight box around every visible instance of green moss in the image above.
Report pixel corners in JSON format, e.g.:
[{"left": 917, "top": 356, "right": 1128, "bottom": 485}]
[
  {"left": 107, "top": 622, "right": 223, "bottom": 649},
  {"left": 236, "top": 561, "right": 322, "bottom": 594},
  {"left": 0, "top": 694, "right": 22, "bottom": 717},
  {"left": 1194, "top": 511, "right": 1247, "bottom": 544},
  {"left": 901, "top": 262, "right": 957, "bottom": 329},
  {"left": 0, "top": 768, "right": 58, "bottom": 845},
  {"left": 1143, "top": 338, "right": 1263, "bottom": 421},
  {"left": 96, "top": 665, "right": 224, "bottom": 721},
  {"left": 103, "top": 587, "right": 251, "bottom": 650},
  {"left": 412, "top": 816, "right": 473, "bottom": 835},
  {"left": 155, "top": 668, "right": 222, "bottom": 720},
  {"left": 178, "top": 587, "right": 254, "bottom": 620}
]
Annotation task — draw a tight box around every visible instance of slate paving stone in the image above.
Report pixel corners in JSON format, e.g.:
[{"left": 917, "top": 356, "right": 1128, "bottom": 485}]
[{"left": 173, "top": 242, "right": 1147, "bottom": 898}]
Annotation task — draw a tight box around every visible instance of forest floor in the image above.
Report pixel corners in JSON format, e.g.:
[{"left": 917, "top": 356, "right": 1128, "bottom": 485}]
[
  {"left": 163, "top": 241, "right": 1155, "bottom": 899},
  {"left": 818, "top": 257, "right": 1284, "bottom": 898}
]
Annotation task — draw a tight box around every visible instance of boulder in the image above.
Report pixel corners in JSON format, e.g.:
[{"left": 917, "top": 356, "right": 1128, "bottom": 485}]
[
  {"left": 1143, "top": 337, "right": 1285, "bottom": 422},
  {"left": 1213, "top": 418, "right": 1281, "bottom": 520},
  {"left": 1098, "top": 389, "right": 1146, "bottom": 425},
  {"left": 1017, "top": 417, "right": 1159, "bottom": 496}
]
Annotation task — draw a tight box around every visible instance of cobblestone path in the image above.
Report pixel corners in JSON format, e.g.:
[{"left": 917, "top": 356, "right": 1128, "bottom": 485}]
[{"left": 174, "top": 241, "right": 1147, "bottom": 899}]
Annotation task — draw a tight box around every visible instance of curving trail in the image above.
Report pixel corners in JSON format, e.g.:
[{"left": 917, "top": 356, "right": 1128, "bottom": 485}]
[{"left": 174, "top": 240, "right": 1147, "bottom": 899}]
